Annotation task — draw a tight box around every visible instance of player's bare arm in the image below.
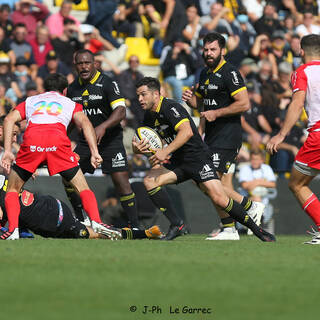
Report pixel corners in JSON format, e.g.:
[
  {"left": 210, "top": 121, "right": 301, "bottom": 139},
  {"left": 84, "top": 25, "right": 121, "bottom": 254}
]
[
  {"left": 267, "top": 90, "right": 305, "bottom": 154},
  {"left": 73, "top": 111, "right": 102, "bottom": 168},
  {"left": 1, "top": 110, "right": 22, "bottom": 174},
  {"left": 201, "top": 89, "right": 250, "bottom": 122},
  {"left": 149, "top": 121, "right": 193, "bottom": 166},
  {"left": 132, "top": 137, "right": 151, "bottom": 155},
  {"left": 94, "top": 106, "right": 126, "bottom": 144}
]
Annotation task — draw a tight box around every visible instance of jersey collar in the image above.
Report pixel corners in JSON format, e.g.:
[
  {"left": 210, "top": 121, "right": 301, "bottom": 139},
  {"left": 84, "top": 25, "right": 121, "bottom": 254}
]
[
  {"left": 207, "top": 59, "right": 226, "bottom": 74},
  {"left": 155, "top": 96, "right": 164, "bottom": 113},
  {"left": 79, "top": 70, "right": 101, "bottom": 85}
]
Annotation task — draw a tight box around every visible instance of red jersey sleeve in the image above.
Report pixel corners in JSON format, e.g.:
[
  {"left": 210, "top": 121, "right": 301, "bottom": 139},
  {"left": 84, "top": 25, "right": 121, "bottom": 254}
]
[
  {"left": 72, "top": 103, "right": 83, "bottom": 121},
  {"left": 291, "top": 67, "right": 307, "bottom": 93},
  {"left": 14, "top": 101, "right": 26, "bottom": 120}
]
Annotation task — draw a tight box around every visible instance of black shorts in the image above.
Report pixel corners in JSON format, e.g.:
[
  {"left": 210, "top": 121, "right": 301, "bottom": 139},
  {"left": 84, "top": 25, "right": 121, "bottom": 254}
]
[
  {"left": 75, "top": 137, "right": 128, "bottom": 174},
  {"left": 208, "top": 147, "right": 239, "bottom": 174},
  {"left": 164, "top": 155, "right": 219, "bottom": 184},
  {"left": 19, "top": 196, "right": 89, "bottom": 239}
]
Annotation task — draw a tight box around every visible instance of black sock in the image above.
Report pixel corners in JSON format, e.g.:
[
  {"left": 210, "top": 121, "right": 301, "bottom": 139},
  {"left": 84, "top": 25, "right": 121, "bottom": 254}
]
[
  {"left": 241, "top": 196, "right": 252, "bottom": 211},
  {"left": 224, "top": 199, "right": 260, "bottom": 233},
  {"left": 221, "top": 217, "right": 235, "bottom": 228},
  {"left": 64, "top": 185, "right": 85, "bottom": 222},
  {"left": 148, "top": 187, "right": 182, "bottom": 226},
  {"left": 119, "top": 192, "right": 140, "bottom": 228},
  {"left": 121, "top": 228, "right": 146, "bottom": 239}
]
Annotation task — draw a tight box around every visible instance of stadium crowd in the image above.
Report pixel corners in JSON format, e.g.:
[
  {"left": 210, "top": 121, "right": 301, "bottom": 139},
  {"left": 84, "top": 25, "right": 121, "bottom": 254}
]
[{"left": 0, "top": 0, "right": 318, "bottom": 238}]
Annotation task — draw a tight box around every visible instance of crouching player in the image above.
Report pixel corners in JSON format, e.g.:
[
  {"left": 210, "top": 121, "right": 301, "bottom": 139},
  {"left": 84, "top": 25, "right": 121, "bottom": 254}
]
[
  {"left": 0, "top": 186, "right": 161, "bottom": 240},
  {"left": 133, "top": 77, "right": 276, "bottom": 241}
]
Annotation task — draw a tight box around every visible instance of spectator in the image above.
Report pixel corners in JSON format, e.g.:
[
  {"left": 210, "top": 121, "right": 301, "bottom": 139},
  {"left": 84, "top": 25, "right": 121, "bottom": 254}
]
[
  {"left": 14, "top": 56, "right": 32, "bottom": 97},
  {"left": 0, "top": 52, "right": 21, "bottom": 102},
  {"left": 36, "top": 50, "right": 73, "bottom": 92},
  {"left": 238, "top": 149, "right": 277, "bottom": 234},
  {"left": 254, "top": 1, "right": 282, "bottom": 36},
  {"left": 93, "top": 52, "right": 121, "bottom": 78},
  {"left": 117, "top": 55, "right": 145, "bottom": 126},
  {"left": 161, "top": 38, "right": 197, "bottom": 101},
  {"left": 46, "top": 0, "right": 80, "bottom": 39},
  {"left": 283, "top": 14, "right": 297, "bottom": 41},
  {"left": 0, "top": 81, "right": 15, "bottom": 115},
  {"left": 0, "top": 4, "right": 13, "bottom": 38},
  {"left": 0, "top": 25, "right": 15, "bottom": 66},
  {"left": 51, "top": 18, "right": 84, "bottom": 67},
  {"left": 288, "top": 34, "right": 302, "bottom": 70},
  {"left": 295, "top": 0, "right": 318, "bottom": 16},
  {"left": 200, "top": 3, "right": 233, "bottom": 36},
  {"left": 16, "top": 79, "right": 38, "bottom": 104},
  {"left": 11, "top": 0, "right": 49, "bottom": 42},
  {"left": 296, "top": 10, "right": 320, "bottom": 37},
  {"left": 139, "top": 1, "right": 162, "bottom": 39},
  {"left": 29, "top": 25, "right": 53, "bottom": 67},
  {"left": 10, "top": 23, "right": 37, "bottom": 79},
  {"left": 242, "top": 0, "right": 264, "bottom": 22},
  {"left": 182, "top": 4, "right": 201, "bottom": 48},
  {"left": 250, "top": 33, "right": 272, "bottom": 61},
  {"left": 152, "top": 0, "right": 187, "bottom": 45}
]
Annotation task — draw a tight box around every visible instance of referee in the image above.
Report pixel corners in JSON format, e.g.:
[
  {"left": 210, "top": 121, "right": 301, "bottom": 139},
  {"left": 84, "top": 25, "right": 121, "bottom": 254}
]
[
  {"left": 65, "top": 49, "right": 140, "bottom": 229},
  {"left": 182, "top": 32, "right": 264, "bottom": 240}
]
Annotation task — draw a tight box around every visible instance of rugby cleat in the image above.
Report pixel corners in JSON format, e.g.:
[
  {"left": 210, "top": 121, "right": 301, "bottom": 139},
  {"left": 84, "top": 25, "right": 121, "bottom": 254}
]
[
  {"left": 145, "top": 225, "right": 163, "bottom": 239},
  {"left": 304, "top": 227, "right": 320, "bottom": 245},
  {"left": 162, "top": 223, "right": 187, "bottom": 241},
  {"left": 206, "top": 227, "right": 240, "bottom": 240},
  {"left": 247, "top": 201, "right": 265, "bottom": 235},
  {"left": 91, "top": 221, "right": 122, "bottom": 240},
  {"left": 0, "top": 228, "right": 19, "bottom": 240},
  {"left": 255, "top": 228, "right": 276, "bottom": 242}
]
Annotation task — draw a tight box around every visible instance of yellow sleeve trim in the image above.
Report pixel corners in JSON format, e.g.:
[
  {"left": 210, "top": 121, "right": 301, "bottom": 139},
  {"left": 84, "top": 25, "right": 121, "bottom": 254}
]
[
  {"left": 231, "top": 87, "right": 247, "bottom": 97},
  {"left": 110, "top": 98, "right": 125, "bottom": 110},
  {"left": 174, "top": 118, "right": 189, "bottom": 131},
  {"left": 195, "top": 92, "right": 202, "bottom": 98}
]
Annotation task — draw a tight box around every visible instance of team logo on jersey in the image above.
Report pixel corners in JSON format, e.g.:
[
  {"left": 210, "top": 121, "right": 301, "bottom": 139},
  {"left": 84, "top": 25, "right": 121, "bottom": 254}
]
[
  {"left": 95, "top": 83, "right": 103, "bottom": 87},
  {"left": 82, "top": 90, "right": 89, "bottom": 96},
  {"left": 30, "top": 145, "right": 36, "bottom": 152},
  {"left": 199, "top": 164, "right": 215, "bottom": 180},
  {"left": 211, "top": 153, "right": 220, "bottom": 168},
  {"left": 21, "top": 190, "right": 35, "bottom": 207},
  {"left": 215, "top": 73, "right": 221, "bottom": 78},
  {"left": 112, "top": 81, "right": 120, "bottom": 95},
  {"left": 89, "top": 94, "right": 102, "bottom": 100},
  {"left": 203, "top": 98, "right": 217, "bottom": 106},
  {"left": 72, "top": 96, "right": 82, "bottom": 101},
  {"left": 112, "top": 152, "right": 126, "bottom": 167},
  {"left": 83, "top": 108, "right": 103, "bottom": 115},
  {"left": 208, "top": 84, "right": 218, "bottom": 90},
  {"left": 231, "top": 71, "right": 239, "bottom": 85},
  {"left": 170, "top": 107, "right": 180, "bottom": 118}
]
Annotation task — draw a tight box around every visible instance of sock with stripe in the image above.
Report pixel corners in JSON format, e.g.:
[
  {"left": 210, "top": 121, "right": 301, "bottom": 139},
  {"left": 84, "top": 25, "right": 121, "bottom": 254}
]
[
  {"left": 224, "top": 198, "right": 260, "bottom": 233},
  {"left": 302, "top": 193, "right": 320, "bottom": 231},
  {"left": 221, "top": 217, "right": 235, "bottom": 229},
  {"left": 5, "top": 192, "right": 20, "bottom": 232},
  {"left": 120, "top": 192, "right": 140, "bottom": 228},
  {"left": 148, "top": 187, "right": 182, "bottom": 226},
  {"left": 241, "top": 196, "right": 252, "bottom": 211},
  {"left": 121, "top": 228, "right": 146, "bottom": 239},
  {"left": 64, "top": 185, "right": 85, "bottom": 221},
  {"left": 79, "top": 190, "right": 102, "bottom": 223}
]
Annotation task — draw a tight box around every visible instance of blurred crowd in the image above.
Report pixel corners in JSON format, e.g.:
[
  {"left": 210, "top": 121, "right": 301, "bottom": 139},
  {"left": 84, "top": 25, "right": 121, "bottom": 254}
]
[{"left": 0, "top": 0, "right": 317, "bottom": 178}]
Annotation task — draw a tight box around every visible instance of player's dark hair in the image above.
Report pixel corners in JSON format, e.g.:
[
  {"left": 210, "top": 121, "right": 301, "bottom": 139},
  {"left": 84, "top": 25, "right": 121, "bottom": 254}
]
[
  {"left": 136, "top": 77, "right": 160, "bottom": 92},
  {"left": 203, "top": 32, "right": 226, "bottom": 49},
  {"left": 74, "top": 49, "right": 94, "bottom": 63},
  {"left": 301, "top": 34, "right": 320, "bottom": 56},
  {"left": 43, "top": 73, "right": 68, "bottom": 93}
]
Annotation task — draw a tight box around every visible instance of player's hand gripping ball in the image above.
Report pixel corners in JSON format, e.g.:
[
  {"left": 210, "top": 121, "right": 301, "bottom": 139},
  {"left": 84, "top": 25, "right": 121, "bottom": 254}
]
[{"left": 134, "top": 126, "right": 163, "bottom": 156}]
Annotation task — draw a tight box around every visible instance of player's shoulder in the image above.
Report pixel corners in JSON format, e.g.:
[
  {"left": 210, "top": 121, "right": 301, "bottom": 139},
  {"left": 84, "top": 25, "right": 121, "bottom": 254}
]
[
  {"left": 199, "top": 67, "right": 210, "bottom": 80},
  {"left": 221, "top": 60, "right": 240, "bottom": 74}
]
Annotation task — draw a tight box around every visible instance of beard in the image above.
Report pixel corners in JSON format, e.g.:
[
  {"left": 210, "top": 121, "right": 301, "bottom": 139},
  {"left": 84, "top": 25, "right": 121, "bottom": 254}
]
[{"left": 204, "top": 52, "right": 222, "bottom": 70}]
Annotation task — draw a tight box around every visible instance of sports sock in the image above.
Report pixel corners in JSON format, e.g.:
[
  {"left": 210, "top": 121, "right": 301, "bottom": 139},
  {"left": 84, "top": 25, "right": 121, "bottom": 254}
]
[
  {"left": 121, "top": 228, "right": 146, "bottom": 239},
  {"left": 224, "top": 198, "right": 260, "bottom": 234},
  {"left": 119, "top": 192, "right": 140, "bottom": 228},
  {"left": 241, "top": 196, "right": 252, "bottom": 211},
  {"left": 79, "top": 190, "right": 102, "bottom": 223},
  {"left": 302, "top": 193, "right": 320, "bottom": 231},
  {"left": 5, "top": 192, "right": 20, "bottom": 232},
  {"left": 147, "top": 187, "right": 182, "bottom": 226},
  {"left": 221, "top": 217, "right": 235, "bottom": 228},
  {"left": 64, "top": 185, "right": 85, "bottom": 221}
]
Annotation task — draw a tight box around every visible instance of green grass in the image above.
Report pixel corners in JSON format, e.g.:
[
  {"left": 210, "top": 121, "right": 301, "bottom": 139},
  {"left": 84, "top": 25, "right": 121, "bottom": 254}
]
[{"left": 1, "top": 235, "right": 319, "bottom": 320}]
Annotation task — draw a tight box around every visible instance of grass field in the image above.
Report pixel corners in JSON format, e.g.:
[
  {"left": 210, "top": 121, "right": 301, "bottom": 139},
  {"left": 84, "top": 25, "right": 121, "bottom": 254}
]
[{"left": 1, "top": 235, "right": 319, "bottom": 320}]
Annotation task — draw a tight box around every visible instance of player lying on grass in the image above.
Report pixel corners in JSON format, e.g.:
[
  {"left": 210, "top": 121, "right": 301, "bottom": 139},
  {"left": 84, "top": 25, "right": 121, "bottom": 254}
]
[
  {"left": 0, "top": 186, "right": 162, "bottom": 240},
  {"left": 133, "top": 77, "right": 275, "bottom": 242}
]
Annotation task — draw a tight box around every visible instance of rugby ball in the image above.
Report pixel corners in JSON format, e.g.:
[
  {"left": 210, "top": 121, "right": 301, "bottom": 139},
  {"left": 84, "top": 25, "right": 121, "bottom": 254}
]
[{"left": 134, "top": 126, "right": 163, "bottom": 154}]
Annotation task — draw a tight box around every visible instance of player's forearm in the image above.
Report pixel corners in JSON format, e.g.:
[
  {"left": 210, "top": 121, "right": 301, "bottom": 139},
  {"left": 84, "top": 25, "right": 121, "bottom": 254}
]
[
  {"left": 279, "top": 100, "right": 303, "bottom": 137},
  {"left": 82, "top": 120, "right": 99, "bottom": 154},
  {"left": 216, "top": 99, "right": 249, "bottom": 118},
  {"left": 164, "top": 123, "right": 193, "bottom": 155},
  {"left": 101, "top": 106, "right": 126, "bottom": 131}
]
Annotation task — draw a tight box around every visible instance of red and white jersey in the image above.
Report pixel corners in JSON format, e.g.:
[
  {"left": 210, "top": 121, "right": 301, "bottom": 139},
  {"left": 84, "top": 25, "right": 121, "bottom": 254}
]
[
  {"left": 15, "top": 91, "right": 83, "bottom": 130},
  {"left": 291, "top": 60, "right": 320, "bottom": 129}
]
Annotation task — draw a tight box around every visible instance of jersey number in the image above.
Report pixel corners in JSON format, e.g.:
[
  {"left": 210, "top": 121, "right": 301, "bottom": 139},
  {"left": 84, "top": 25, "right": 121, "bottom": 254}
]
[{"left": 32, "top": 101, "right": 63, "bottom": 117}]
